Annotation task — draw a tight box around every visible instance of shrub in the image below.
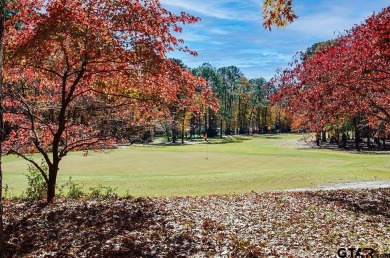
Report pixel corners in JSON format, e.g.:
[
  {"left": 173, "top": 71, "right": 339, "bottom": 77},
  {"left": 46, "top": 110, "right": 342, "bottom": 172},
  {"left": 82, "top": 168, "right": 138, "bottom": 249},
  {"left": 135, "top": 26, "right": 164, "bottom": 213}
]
[
  {"left": 64, "top": 177, "right": 85, "bottom": 199},
  {"left": 23, "top": 162, "right": 47, "bottom": 203},
  {"left": 88, "top": 184, "right": 118, "bottom": 200}
]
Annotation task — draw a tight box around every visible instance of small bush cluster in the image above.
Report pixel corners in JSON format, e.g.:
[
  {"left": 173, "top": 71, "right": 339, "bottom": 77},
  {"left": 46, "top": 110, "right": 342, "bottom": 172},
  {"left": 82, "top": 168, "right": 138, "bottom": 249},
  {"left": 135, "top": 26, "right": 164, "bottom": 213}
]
[
  {"left": 57, "top": 177, "right": 84, "bottom": 200},
  {"left": 89, "top": 184, "right": 118, "bottom": 200},
  {"left": 24, "top": 163, "right": 47, "bottom": 203},
  {"left": 3, "top": 163, "right": 133, "bottom": 203}
]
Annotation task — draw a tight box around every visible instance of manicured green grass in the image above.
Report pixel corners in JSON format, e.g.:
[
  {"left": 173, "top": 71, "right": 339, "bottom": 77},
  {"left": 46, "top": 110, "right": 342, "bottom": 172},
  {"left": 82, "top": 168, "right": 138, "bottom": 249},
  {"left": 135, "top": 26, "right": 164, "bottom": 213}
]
[{"left": 3, "top": 134, "right": 390, "bottom": 197}]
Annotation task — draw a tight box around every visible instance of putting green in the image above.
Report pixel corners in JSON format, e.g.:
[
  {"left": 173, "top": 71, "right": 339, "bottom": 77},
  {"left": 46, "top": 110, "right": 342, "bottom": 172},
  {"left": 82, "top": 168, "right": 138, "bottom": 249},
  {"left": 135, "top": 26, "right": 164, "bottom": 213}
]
[{"left": 3, "top": 134, "right": 390, "bottom": 197}]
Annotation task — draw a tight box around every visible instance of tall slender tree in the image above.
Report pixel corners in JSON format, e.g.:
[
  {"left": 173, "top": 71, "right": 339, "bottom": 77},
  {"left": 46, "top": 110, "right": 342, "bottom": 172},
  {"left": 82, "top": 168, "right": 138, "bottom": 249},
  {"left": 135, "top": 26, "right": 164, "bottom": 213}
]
[
  {"left": 193, "top": 63, "right": 222, "bottom": 137},
  {"left": 217, "top": 66, "right": 243, "bottom": 134},
  {"left": 248, "top": 77, "right": 267, "bottom": 133}
]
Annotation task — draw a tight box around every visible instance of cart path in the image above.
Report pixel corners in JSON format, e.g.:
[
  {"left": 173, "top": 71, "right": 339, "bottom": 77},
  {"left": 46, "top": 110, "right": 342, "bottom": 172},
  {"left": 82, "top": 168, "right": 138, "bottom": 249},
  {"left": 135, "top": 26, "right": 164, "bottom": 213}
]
[{"left": 286, "top": 180, "right": 390, "bottom": 192}]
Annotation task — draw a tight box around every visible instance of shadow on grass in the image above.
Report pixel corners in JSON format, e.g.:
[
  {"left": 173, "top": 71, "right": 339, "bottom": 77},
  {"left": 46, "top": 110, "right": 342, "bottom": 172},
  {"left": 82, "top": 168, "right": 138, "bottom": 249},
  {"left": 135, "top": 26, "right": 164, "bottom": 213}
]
[
  {"left": 207, "top": 138, "right": 244, "bottom": 145},
  {"left": 265, "top": 136, "right": 282, "bottom": 139},
  {"left": 205, "top": 135, "right": 255, "bottom": 145},
  {"left": 148, "top": 135, "right": 254, "bottom": 146},
  {"left": 297, "top": 140, "right": 390, "bottom": 155}
]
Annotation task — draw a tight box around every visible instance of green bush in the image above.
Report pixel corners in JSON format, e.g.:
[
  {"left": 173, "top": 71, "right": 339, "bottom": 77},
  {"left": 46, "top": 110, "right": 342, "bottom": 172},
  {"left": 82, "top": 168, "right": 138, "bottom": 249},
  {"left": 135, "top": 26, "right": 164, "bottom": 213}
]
[
  {"left": 24, "top": 163, "right": 47, "bottom": 203},
  {"left": 89, "top": 184, "right": 118, "bottom": 200},
  {"left": 123, "top": 190, "right": 134, "bottom": 200},
  {"left": 3, "top": 184, "right": 14, "bottom": 199},
  {"left": 63, "top": 177, "right": 85, "bottom": 199},
  {"left": 21, "top": 165, "right": 125, "bottom": 201}
]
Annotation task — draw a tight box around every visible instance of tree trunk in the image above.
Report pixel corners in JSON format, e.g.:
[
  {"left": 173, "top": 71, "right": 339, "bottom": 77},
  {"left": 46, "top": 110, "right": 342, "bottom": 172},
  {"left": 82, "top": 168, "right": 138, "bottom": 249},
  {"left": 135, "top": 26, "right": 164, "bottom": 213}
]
[
  {"left": 355, "top": 130, "right": 361, "bottom": 151},
  {"left": 224, "top": 91, "right": 228, "bottom": 135},
  {"left": 342, "top": 132, "right": 347, "bottom": 149},
  {"left": 242, "top": 102, "right": 249, "bottom": 134},
  {"left": 263, "top": 106, "right": 268, "bottom": 133},
  {"left": 277, "top": 106, "right": 281, "bottom": 133},
  {"left": 379, "top": 123, "right": 386, "bottom": 150},
  {"left": 227, "top": 94, "right": 233, "bottom": 134},
  {"left": 181, "top": 118, "right": 184, "bottom": 144},
  {"left": 237, "top": 95, "right": 241, "bottom": 133},
  {"left": 47, "top": 164, "right": 59, "bottom": 203},
  {"left": 208, "top": 108, "right": 213, "bottom": 136},
  {"left": 322, "top": 131, "right": 326, "bottom": 142},
  {"left": 220, "top": 119, "right": 223, "bottom": 138},
  {"left": 204, "top": 112, "right": 207, "bottom": 134},
  {"left": 367, "top": 126, "right": 371, "bottom": 148},
  {"left": 248, "top": 104, "right": 255, "bottom": 135},
  {"left": 353, "top": 117, "right": 361, "bottom": 151},
  {"left": 172, "top": 128, "right": 177, "bottom": 143},
  {"left": 198, "top": 113, "right": 201, "bottom": 137},
  {"left": 254, "top": 107, "right": 259, "bottom": 134}
]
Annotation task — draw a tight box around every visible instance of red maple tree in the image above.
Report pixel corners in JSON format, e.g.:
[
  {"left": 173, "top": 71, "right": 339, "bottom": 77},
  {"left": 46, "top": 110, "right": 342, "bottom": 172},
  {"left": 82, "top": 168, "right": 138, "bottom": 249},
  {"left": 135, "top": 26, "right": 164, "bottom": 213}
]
[
  {"left": 3, "top": 0, "right": 216, "bottom": 203},
  {"left": 272, "top": 6, "right": 390, "bottom": 149}
]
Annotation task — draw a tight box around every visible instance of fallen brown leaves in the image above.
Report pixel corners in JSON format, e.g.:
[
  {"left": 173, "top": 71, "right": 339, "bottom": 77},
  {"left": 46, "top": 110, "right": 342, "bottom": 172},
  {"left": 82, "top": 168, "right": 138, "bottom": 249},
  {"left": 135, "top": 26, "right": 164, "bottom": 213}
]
[{"left": 3, "top": 188, "right": 390, "bottom": 257}]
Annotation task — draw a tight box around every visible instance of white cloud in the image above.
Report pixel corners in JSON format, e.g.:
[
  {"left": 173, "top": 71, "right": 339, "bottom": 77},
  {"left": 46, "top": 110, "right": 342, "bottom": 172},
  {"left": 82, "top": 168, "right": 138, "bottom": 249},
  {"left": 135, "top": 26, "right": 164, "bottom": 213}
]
[
  {"left": 285, "top": 13, "right": 364, "bottom": 39},
  {"left": 160, "top": 0, "right": 258, "bottom": 21},
  {"left": 165, "top": 0, "right": 390, "bottom": 80},
  {"left": 285, "top": 1, "right": 389, "bottom": 39},
  {"left": 209, "top": 28, "right": 230, "bottom": 35},
  {"left": 177, "top": 31, "right": 209, "bottom": 43},
  {"left": 210, "top": 41, "right": 224, "bottom": 45}
]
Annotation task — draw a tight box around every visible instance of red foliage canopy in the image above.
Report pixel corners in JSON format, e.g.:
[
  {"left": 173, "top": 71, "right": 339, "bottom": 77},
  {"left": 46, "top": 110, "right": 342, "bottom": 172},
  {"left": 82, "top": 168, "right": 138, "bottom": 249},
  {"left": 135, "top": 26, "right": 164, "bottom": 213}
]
[
  {"left": 272, "top": 6, "right": 390, "bottom": 133},
  {"left": 3, "top": 0, "right": 217, "bottom": 202}
]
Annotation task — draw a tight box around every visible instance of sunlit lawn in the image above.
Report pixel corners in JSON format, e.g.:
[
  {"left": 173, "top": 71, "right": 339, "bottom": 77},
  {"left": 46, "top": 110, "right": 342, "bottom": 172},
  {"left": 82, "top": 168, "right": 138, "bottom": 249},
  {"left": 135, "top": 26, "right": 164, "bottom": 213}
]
[{"left": 3, "top": 134, "right": 390, "bottom": 197}]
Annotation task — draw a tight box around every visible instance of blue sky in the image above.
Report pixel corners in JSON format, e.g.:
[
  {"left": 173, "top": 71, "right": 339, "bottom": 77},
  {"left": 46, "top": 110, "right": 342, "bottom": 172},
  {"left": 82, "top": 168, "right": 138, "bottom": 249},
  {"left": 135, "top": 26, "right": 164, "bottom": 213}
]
[{"left": 161, "top": 0, "right": 390, "bottom": 80}]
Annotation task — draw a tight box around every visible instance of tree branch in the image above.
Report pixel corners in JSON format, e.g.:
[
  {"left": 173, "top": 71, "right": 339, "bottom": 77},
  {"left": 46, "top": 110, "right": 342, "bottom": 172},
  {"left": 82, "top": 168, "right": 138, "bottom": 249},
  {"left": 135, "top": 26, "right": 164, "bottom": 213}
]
[{"left": 7, "top": 150, "right": 49, "bottom": 183}]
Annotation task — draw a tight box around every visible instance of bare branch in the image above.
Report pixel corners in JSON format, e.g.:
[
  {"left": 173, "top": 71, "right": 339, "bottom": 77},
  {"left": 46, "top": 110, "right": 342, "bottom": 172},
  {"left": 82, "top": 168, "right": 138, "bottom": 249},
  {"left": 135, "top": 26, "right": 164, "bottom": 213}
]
[{"left": 8, "top": 150, "right": 49, "bottom": 183}]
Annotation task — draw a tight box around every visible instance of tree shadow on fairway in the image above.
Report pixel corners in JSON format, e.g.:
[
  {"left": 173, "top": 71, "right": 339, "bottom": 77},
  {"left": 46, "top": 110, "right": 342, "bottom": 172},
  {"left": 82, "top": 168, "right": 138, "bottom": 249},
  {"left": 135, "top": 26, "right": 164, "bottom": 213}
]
[
  {"left": 148, "top": 135, "right": 253, "bottom": 146},
  {"left": 299, "top": 138, "right": 390, "bottom": 154},
  {"left": 258, "top": 134, "right": 283, "bottom": 139},
  {"left": 307, "top": 189, "right": 390, "bottom": 219},
  {"left": 207, "top": 137, "right": 248, "bottom": 144}
]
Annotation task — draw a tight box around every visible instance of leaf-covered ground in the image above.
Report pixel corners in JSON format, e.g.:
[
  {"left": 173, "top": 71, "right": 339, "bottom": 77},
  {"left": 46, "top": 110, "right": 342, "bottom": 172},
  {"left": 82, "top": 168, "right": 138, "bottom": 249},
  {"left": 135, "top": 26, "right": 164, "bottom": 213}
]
[{"left": 4, "top": 188, "right": 390, "bottom": 257}]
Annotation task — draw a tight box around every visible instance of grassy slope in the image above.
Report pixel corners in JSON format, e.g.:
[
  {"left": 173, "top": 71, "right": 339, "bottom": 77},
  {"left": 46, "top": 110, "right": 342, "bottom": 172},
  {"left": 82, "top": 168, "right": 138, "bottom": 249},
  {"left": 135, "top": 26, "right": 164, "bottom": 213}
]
[{"left": 3, "top": 134, "right": 390, "bottom": 197}]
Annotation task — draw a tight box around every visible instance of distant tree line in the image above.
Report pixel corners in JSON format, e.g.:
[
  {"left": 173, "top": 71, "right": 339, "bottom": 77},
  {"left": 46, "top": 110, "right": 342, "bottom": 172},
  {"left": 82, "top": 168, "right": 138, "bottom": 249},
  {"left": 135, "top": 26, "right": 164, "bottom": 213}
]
[{"left": 161, "top": 62, "right": 292, "bottom": 143}]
